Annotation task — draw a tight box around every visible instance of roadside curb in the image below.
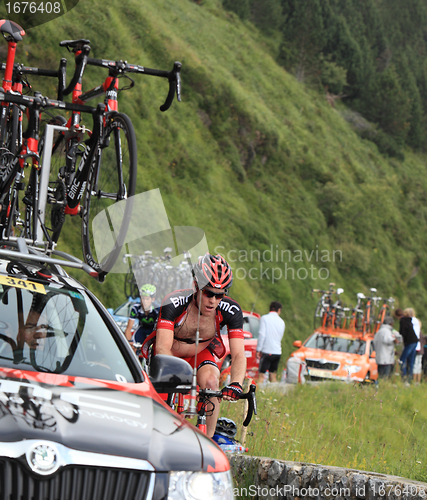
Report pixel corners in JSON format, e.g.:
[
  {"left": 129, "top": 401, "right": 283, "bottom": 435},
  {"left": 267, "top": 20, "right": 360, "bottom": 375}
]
[{"left": 229, "top": 455, "right": 427, "bottom": 499}]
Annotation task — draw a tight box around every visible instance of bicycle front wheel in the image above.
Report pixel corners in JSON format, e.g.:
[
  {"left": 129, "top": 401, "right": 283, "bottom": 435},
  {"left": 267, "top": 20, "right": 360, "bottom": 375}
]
[
  {"left": 82, "top": 113, "right": 137, "bottom": 279},
  {"left": 124, "top": 270, "right": 139, "bottom": 298}
]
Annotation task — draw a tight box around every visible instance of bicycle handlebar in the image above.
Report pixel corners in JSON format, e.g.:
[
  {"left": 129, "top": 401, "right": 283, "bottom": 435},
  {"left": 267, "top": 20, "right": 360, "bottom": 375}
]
[
  {"left": 84, "top": 57, "right": 182, "bottom": 111},
  {"left": 199, "top": 384, "right": 257, "bottom": 427},
  {"left": 0, "top": 59, "right": 68, "bottom": 100},
  {"left": 0, "top": 89, "right": 95, "bottom": 115}
]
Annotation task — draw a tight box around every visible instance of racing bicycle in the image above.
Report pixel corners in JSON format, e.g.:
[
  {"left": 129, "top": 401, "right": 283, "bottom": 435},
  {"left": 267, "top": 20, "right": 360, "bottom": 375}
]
[
  {"left": 0, "top": 90, "right": 97, "bottom": 248},
  {"left": 166, "top": 384, "right": 257, "bottom": 435},
  {"left": 34, "top": 38, "right": 181, "bottom": 278}
]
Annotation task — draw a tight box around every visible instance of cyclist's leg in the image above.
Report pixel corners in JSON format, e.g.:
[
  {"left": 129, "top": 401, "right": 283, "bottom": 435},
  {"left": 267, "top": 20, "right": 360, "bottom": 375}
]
[
  {"left": 185, "top": 349, "right": 221, "bottom": 438},
  {"left": 197, "top": 362, "right": 221, "bottom": 438}
]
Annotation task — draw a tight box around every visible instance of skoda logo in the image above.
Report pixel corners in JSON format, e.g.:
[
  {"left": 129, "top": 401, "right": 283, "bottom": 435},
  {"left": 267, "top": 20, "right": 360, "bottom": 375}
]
[{"left": 26, "top": 443, "right": 59, "bottom": 475}]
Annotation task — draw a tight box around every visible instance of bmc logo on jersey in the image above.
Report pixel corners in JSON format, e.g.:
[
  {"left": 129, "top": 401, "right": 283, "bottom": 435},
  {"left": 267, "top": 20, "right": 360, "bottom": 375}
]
[
  {"left": 170, "top": 295, "right": 191, "bottom": 308},
  {"left": 219, "top": 301, "right": 239, "bottom": 315}
]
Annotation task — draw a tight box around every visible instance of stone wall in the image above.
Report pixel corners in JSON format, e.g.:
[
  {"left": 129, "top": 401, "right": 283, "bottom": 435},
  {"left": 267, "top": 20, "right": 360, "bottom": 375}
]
[{"left": 229, "top": 455, "right": 427, "bottom": 500}]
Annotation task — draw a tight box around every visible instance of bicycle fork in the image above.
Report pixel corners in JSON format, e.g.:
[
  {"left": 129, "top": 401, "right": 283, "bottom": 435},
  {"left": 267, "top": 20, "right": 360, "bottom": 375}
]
[{"left": 66, "top": 103, "right": 105, "bottom": 210}]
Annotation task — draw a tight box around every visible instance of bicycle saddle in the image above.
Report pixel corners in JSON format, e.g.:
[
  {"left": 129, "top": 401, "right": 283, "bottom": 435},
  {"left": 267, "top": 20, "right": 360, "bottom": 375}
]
[
  {"left": 59, "top": 39, "right": 90, "bottom": 49},
  {"left": 0, "top": 20, "right": 25, "bottom": 42}
]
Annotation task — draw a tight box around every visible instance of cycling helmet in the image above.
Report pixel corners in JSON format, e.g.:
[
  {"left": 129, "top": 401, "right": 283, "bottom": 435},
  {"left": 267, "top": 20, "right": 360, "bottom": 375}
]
[
  {"left": 139, "top": 284, "right": 156, "bottom": 297},
  {"left": 193, "top": 254, "right": 233, "bottom": 290},
  {"left": 215, "top": 417, "right": 237, "bottom": 438}
]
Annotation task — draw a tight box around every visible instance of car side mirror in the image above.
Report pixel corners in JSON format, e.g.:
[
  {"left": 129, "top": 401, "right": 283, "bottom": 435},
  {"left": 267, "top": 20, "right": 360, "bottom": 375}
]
[
  {"left": 149, "top": 354, "right": 192, "bottom": 393},
  {"left": 293, "top": 340, "right": 302, "bottom": 348},
  {"left": 243, "top": 331, "right": 252, "bottom": 339},
  {"left": 370, "top": 351, "right": 376, "bottom": 358}
]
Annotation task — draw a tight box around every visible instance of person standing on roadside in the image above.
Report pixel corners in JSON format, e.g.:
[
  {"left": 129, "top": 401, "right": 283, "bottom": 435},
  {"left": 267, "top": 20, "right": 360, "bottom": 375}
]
[
  {"left": 412, "top": 317, "right": 424, "bottom": 384},
  {"left": 373, "top": 316, "right": 399, "bottom": 379},
  {"left": 256, "top": 301, "right": 285, "bottom": 383},
  {"left": 396, "top": 308, "right": 418, "bottom": 382}
]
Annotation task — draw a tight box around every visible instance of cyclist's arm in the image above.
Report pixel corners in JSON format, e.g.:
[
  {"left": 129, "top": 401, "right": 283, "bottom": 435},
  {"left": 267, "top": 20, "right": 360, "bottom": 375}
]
[
  {"left": 228, "top": 337, "right": 246, "bottom": 387},
  {"left": 124, "top": 319, "right": 135, "bottom": 341},
  {"left": 155, "top": 328, "right": 175, "bottom": 356}
]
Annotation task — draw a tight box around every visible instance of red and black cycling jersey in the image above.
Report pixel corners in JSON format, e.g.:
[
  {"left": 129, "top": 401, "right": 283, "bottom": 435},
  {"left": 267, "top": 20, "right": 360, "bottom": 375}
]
[{"left": 142, "top": 288, "right": 244, "bottom": 359}]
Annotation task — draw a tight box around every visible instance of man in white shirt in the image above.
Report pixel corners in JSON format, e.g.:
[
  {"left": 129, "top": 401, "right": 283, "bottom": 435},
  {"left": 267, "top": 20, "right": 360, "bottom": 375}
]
[{"left": 256, "top": 301, "right": 285, "bottom": 383}]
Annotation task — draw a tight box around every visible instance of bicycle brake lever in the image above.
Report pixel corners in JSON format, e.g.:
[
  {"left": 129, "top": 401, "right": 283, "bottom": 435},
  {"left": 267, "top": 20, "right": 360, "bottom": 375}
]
[{"left": 160, "top": 61, "right": 182, "bottom": 112}]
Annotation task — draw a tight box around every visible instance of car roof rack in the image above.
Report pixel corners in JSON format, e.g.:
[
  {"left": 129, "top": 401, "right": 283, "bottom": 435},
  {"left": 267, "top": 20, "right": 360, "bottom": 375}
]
[{"left": 0, "top": 238, "right": 99, "bottom": 278}]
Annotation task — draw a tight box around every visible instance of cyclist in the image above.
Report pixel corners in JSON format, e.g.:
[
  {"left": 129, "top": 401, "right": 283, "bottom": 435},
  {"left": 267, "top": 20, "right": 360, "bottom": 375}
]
[
  {"left": 142, "top": 253, "right": 247, "bottom": 437},
  {"left": 125, "top": 284, "right": 159, "bottom": 345}
]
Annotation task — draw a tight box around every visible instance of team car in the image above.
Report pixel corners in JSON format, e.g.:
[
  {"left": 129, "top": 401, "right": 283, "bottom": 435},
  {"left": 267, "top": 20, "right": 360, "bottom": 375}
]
[
  {"left": 219, "top": 311, "right": 260, "bottom": 380},
  {"left": 0, "top": 244, "right": 234, "bottom": 500},
  {"left": 289, "top": 330, "right": 378, "bottom": 382}
]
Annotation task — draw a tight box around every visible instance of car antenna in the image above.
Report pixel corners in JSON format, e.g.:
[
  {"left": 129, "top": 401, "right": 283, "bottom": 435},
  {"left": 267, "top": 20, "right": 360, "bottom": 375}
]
[
  {"left": 184, "top": 250, "right": 200, "bottom": 417},
  {"left": 251, "top": 288, "right": 260, "bottom": 313}
]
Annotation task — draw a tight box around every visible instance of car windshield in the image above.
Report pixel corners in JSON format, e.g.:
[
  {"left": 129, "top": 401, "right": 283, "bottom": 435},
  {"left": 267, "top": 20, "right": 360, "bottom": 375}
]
[
  {"left": 305, "top": 333, "right": 366, "bottom": 355},
  {"left": 0, "top": 281, "right": 134, "bottom": 383}
]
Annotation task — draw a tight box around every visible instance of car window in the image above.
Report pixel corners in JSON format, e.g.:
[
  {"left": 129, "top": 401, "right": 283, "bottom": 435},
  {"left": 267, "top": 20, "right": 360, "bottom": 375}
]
[
  {"left": 246, "top": 316, "right": 260, "bottom": 339},
  {"left": 305, "top": 334, "right": 366, "bottom": 355},
  {"left": 115, "top": 302, "right": 133, "bottom": 317},
  {"left": 0, "top": 283, "right": 135, "bottom": 383}
]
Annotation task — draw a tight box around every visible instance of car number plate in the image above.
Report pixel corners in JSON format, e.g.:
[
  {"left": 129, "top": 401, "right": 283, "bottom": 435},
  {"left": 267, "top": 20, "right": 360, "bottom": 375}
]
[
  {"left": 0, "top": 275, "right": 46, "bottom": 294},
  {"left": 308, "top": 367, "right": 335, "bottom": 379}
]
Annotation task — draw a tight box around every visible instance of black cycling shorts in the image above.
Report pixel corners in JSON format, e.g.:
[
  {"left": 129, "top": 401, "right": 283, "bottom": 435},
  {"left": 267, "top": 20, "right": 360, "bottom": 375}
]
[{"left": 259, "top": 353, "right": 281, "bottom": 374}]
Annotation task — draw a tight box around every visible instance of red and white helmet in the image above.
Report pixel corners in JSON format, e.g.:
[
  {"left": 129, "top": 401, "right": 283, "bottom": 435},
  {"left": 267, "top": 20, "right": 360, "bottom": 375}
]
[{"left": 193, "top": 254, "right": 233, "bottom": 290}]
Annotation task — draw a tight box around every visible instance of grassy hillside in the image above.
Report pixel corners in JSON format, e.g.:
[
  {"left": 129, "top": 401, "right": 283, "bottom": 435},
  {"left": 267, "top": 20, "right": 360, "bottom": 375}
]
[
  {"left": 222, "top": 380, "right": 427, "bottom": 483},
  {"left": 3, "top": 0, "right": 427, "bottom": 360}
]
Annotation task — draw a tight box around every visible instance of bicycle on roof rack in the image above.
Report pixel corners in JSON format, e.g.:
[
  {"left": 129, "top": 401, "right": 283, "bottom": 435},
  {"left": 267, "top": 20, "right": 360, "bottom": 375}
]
[
  {"left": 123, "top": 249, "right": 193, "bottom": 299},
  {"left": 0, "top": 20, "right": 67, "bottom": 237},
  {"left": 312, "top": 283, "right": 345, "bottom": 330},
  {"left": 33, "top": 39, "right": 181, "bottom": 278},
  {"left": 0, "top": 88, "right": 100, "bottom": 248}
]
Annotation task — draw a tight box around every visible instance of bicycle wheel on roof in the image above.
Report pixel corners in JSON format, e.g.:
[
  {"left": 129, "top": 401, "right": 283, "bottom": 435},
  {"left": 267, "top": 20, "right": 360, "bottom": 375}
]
[{"left": 81, "top": 113, "right": 137, "bottom": 280}]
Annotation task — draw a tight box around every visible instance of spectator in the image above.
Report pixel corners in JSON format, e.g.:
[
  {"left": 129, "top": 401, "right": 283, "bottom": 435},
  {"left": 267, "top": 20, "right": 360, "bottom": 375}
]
[
  {"left": 396, "top": 308, "right": 418, "bottom": 382},
  {"left": 413, "top": 319, "right": 425, "bottom": 384},
  {"left": 373, "top": 316, "right": 399, "bottom": 379},
  {"left": 256, "top": 301, "right": 285, "bottom": 383}
]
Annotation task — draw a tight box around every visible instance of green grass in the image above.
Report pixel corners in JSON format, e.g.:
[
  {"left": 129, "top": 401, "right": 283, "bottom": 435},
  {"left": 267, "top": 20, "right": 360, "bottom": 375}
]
[{"left": 220, "top": 380, "right": 427, "bottom": 483}]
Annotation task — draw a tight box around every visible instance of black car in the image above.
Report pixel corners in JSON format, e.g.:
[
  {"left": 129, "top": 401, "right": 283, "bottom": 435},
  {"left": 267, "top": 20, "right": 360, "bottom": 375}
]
[{"left": 0, "top": 243, "right": 233, "bottom": 500}]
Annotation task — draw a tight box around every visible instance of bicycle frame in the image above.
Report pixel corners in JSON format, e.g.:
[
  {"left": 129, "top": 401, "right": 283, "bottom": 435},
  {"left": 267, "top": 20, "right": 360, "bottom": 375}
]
[
  {"left": 168, "top": 385, "right": 257, "bottom": 435},
  {"left": 53, "top": 40, "right": 181, "bottom": 213},
  {"left": 0, "top": 89, "right": 97, "bottom": 243}
]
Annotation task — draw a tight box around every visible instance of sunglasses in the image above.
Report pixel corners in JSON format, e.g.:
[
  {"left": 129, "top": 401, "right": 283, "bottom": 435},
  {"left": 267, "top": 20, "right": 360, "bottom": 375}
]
[{"left": 202, "top": 289, "right": 226, "bottom": 299}]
